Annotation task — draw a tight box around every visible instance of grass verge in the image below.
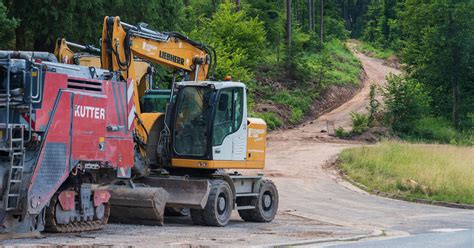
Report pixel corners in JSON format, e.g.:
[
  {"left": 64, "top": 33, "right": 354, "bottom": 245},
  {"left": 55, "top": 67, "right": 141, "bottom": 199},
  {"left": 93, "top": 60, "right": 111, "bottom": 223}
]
[
  {"left": 356, "top": 42, "right": 394, "bottom": 60},
  {"left": 339, "top": 142, "right": 474, "bottom": 205}
]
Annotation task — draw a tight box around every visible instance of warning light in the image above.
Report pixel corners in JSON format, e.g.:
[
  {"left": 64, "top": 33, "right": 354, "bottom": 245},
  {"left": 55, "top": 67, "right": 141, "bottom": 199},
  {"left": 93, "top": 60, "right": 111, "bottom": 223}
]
[{"left": 224, "top": 76, "right": 232, "bottom": 81}]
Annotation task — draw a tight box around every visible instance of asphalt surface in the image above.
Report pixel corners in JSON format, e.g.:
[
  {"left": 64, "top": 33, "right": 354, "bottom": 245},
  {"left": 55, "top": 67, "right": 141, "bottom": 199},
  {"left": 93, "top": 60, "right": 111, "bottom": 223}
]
[{"left": 328, "top": 229, "right": 474, "bottom": 248}]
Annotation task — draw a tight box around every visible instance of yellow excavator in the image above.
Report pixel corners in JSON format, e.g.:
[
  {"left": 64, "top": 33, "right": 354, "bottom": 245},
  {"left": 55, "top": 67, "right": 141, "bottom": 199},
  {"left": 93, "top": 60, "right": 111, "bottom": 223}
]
[{"left": 53, "top": 16, "right": 278, "bottom": 227}]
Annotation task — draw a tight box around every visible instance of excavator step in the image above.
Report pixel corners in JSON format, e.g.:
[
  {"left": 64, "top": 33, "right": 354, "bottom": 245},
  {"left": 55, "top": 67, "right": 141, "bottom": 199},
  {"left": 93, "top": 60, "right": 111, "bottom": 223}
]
[
  {"left": 236, "top": 206, "right": 256, "bottom": 210},
  {"left": 7, "top": 194, "right": 19, "bottom": 197},
  {"left": 236, "top": 193, "right": 259, "bottom": 197},
  {"left": 9, "top": 180, "right": 21, "bottom": 183}
]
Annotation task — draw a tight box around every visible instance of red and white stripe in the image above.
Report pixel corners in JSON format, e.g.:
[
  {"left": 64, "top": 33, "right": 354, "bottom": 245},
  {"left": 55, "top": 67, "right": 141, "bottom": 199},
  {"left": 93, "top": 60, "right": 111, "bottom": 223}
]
[
  {"left": 126, "top": 79, "right": 136, "bottom": 131},
  {"left": 20, "top": 113, "right": 35, "bottom": 130}
]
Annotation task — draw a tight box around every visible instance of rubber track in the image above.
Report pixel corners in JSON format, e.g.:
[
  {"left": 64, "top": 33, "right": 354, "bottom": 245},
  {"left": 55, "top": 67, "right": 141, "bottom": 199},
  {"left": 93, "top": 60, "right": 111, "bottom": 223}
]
[{"left": 45, "top": 194, "right": 110, "bottom": 233}]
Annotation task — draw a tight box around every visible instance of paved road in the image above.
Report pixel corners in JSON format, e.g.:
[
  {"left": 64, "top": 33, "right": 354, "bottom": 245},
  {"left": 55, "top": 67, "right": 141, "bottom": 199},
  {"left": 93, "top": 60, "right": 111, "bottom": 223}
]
[{"left": 328, "top": 229, "right": 474, "bottom": 248}]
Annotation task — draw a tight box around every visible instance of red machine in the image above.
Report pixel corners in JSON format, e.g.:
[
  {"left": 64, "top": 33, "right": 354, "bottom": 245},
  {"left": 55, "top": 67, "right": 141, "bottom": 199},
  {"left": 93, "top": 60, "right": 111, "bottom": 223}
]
[{"left": 0, "top": 52, "right": 135, "bottom": 233}]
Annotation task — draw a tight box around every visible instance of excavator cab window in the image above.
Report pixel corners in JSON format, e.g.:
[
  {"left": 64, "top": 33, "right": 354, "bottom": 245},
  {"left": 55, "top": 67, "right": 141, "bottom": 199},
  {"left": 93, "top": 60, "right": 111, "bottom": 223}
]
[
  {"left": 212, "top": 88, "right": 244, "bottom": 146},
  {"left": 173, "top": 86, "right": 214, "bottom": 157},
  {"left": 140, "top": 90, "right": 171, "bottom": 113}
]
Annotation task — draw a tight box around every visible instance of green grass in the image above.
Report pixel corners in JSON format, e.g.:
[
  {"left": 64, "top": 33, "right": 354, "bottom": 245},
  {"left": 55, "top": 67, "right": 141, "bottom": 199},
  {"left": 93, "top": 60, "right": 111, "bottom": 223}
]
[
  {"left": 339, "top": 142, "right": 474, "bottom": 204},
  {"left": 357, "top": 42, "right": 395, "bottom": 60},
  {"left": 254, "top": 112, "right": 282, "bottom": 130}
]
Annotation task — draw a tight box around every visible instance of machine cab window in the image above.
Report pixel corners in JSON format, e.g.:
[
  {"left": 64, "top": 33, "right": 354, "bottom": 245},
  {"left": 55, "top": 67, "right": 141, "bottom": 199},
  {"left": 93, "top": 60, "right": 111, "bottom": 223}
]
[
  {"left": 173, "top": 86, "right": 213, "bottom": 157},
  {"left": 213, "top": 87, "right": 243, "bottom": 146}
]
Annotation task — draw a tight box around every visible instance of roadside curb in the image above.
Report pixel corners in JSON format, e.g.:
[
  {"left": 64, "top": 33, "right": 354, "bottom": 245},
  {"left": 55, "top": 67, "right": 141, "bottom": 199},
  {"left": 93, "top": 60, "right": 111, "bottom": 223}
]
[
  {"left": 261, "top": 230, "right": 385, "bottom": 247},
  {"left": 335, "top": 161, "right": 474, "bottom": 211}
]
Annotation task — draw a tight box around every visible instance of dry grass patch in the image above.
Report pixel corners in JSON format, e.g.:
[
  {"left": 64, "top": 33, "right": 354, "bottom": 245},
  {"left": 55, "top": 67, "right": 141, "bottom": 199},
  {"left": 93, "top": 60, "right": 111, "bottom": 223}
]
[{"left": 339, "top": 142, "right": 474, "bottom": 204}]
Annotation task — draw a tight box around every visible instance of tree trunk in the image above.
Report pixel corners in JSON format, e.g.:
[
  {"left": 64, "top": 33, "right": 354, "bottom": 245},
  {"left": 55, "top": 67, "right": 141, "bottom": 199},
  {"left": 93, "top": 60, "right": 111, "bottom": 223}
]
[
  {"left": 308, "top": 0, "right": 313, "bottom": 31},
  {"left": 320, "top": 0, "right": 324, "bottom": 45},
  {"left": 235, "top": 0, "right": 241, "bottom": 11},
  {"left": 294, "top": 0, "right": 298, "bottom": 25},
  {"left": 452, "top": 80, "right": 459, "bottom": 129},
  {"left": 286, "top": 0, "right": 292, "bottom": 72}
]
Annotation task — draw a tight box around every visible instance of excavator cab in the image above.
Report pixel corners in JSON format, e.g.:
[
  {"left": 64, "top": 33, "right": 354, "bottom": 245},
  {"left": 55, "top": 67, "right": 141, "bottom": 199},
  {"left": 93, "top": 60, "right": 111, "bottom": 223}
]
[{"left": 170, "top": 82, "right": 248, "bottom": 167}]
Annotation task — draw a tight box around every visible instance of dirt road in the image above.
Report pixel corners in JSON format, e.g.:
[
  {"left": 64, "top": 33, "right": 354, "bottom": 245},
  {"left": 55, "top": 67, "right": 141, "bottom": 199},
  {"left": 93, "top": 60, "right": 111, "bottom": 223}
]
[{"left": 5, "top": 46, "right": 473, "bottom": 247}]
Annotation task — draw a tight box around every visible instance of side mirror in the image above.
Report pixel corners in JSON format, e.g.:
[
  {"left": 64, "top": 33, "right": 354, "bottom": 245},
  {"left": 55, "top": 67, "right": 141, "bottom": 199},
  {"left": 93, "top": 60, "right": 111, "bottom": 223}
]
[{"left": 218, "top": 94, "right": 229, "bottom": 111}]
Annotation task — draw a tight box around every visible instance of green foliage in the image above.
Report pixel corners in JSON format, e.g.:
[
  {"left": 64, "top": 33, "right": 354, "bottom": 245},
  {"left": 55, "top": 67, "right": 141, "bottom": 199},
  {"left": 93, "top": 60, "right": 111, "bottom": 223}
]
[
  {"left": 321, "top": 40, "right": 361, "bottom": 86},
  {"left": 407, "top": 117, "right": 474, "bottom": 146},
  {"left": 270, "top": 90, "right": 314, "bottom": 124},
  {"left": 190, "top": 3, "right": 266, "bottom": 82},
  {"left": 357, "top": 42, "right": 394, "bottom": 60},
  {"left": 294, "top": 39, "right": 361, "bottom": 86},
  {"left": 399, "top": 0, "right": 474, "bottom": 128},
  {"left": 350, "top": 112, "right": 369, "bottom": 135},
  {"left": 0, "top": 2, "right": 16, "bottom": 49},
  {"left": 362, "top": 0, "right": 400, "bottom": 50},
  {"left": 382, "top": 74, "right": 432, "bottom": 133},
  {"left": 255, "top": 112, "right": 282, "bottom": 130},
  {"left": 335, "top": 127, "right": 351, "bottom": 138},
  {"left": 322, "top": 15, "right": 350, "bottom": 41}
]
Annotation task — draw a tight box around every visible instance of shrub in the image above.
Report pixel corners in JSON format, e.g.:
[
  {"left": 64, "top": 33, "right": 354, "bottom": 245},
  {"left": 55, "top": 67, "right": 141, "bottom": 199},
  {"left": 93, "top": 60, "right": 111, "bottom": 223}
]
[
  {"left": 350, "top": 112, "right": 369, "bottom": 135},
  {"left": 382, "top": 74, "right": 432, "bottom": 133},
  {"left": 335, "top": 127, "right": 351, "bottom": 138},
  {"left": 411, "top": 117, "right": 457, "bottom": 143},
  {"left": 256, "top": 112, "right": 282, "bottom": 130}
]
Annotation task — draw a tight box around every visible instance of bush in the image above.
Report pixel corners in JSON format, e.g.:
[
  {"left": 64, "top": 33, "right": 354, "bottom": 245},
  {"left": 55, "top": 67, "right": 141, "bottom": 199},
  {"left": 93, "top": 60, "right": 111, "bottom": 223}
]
[
  {"left": 409, "top": 117, "right": 474, "bottom": 146},
  {"left": 255, "top": 112, "right": 282, "bottom": 130},
  {"left": 382, "top": 74, "right": 432, "bottom": 133},
  {"left": 335, "top": 127, "right": 351, "bottom": 138},
  {"left": 411, "top": 117, "right": 457, "bottom": 143},
  {"left": 350, "top": 112, "right": 369, "bottom": 135}
]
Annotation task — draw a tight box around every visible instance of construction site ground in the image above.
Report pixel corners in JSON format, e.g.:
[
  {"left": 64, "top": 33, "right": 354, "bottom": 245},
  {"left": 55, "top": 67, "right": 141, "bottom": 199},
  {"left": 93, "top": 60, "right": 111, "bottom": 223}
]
[{"left": 4, "top": 44, "right": 473, "bottom": 247}]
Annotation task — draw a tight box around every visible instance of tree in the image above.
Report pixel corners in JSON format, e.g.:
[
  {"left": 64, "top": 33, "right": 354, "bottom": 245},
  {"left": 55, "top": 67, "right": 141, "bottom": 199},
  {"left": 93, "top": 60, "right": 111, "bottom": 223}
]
[
  {"left": 286, "top": 0, "right": 292, "bottom": 71},
  {"left": 399, "top": 0, "right": 474, "bottom": 129},
  {"left": 0, "top": 2, "right": 17, "bottom": 49},
  {"left": 190, "top": 3, "right": 266, "bottom": 82}
]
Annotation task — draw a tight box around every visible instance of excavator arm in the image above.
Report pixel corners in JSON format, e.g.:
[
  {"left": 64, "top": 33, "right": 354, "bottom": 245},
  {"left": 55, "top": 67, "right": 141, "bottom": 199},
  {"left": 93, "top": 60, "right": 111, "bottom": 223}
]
[{"left": 101, "top": 16, "right": 215, "bottom": 83}]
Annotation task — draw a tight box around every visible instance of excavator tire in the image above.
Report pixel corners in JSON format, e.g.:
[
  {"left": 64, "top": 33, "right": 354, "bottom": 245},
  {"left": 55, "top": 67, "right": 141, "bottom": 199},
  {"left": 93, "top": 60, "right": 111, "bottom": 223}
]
[
  {"left": 191, "top": 180, "right": 233, "bottom": 227},
  {"left": 165, "top": 207, "right": 190, "bottom": 217},
  {"left": 238, "top": 180, "right": 278, "bottom": 222},
  {"left": 190, "top": 209, "right": 206, "bottom": 225}
]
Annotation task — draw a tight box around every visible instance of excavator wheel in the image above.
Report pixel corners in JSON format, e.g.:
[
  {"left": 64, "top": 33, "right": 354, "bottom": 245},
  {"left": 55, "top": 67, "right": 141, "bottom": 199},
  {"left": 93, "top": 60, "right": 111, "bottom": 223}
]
[
  {"left": 191, "top": 180, "right": 233, "bottom": 227},
  {"left": 165, "top": 207, "right": 190, "bottom": 217},
  {"left": 238, "top": 180, "right": 278, "bottom": 222}
]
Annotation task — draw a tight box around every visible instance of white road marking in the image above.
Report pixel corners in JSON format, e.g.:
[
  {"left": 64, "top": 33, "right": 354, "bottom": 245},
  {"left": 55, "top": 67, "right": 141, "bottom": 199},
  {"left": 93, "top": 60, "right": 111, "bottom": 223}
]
[{"left": 430, "top": 228, "right": 468, "bottom": 233}]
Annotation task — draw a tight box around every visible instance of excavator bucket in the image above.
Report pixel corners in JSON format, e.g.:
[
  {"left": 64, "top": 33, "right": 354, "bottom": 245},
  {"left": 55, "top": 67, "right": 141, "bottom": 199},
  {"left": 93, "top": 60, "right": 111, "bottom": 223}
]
[
  {"left": 137, "top": 177, "right": 212, "bottom": 209},
  {"left": 102, "top": 186, "right": 169, "bottom": 226}
]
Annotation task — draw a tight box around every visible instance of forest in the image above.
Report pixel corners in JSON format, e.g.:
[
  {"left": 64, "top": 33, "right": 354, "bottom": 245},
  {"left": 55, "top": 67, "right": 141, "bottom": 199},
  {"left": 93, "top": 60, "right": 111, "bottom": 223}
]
[{"left": 0, "top": 0, "right": 472, "bottom": 143}]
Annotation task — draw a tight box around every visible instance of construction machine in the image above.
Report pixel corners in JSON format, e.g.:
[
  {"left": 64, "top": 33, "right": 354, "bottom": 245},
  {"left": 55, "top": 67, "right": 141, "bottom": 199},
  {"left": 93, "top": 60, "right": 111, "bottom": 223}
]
[{"left": 0, "top": 16, "right": 278, "bottom": 235}]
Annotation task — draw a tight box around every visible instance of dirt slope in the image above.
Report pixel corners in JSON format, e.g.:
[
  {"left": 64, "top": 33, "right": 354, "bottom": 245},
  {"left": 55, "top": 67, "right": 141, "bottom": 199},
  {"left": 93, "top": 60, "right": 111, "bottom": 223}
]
[
  {"left": 5, "top": 44, "right": 473, "bottom": 247},
  {"left": 264, "top": 46, "right": 474, "bottom": 243}
]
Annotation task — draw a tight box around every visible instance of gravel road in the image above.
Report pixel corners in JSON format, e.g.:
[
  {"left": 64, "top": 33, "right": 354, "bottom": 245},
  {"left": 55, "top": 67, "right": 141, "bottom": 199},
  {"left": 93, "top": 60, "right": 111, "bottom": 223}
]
[{"left": 3, "top": 44, "right": 473, "bottom": 248}]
